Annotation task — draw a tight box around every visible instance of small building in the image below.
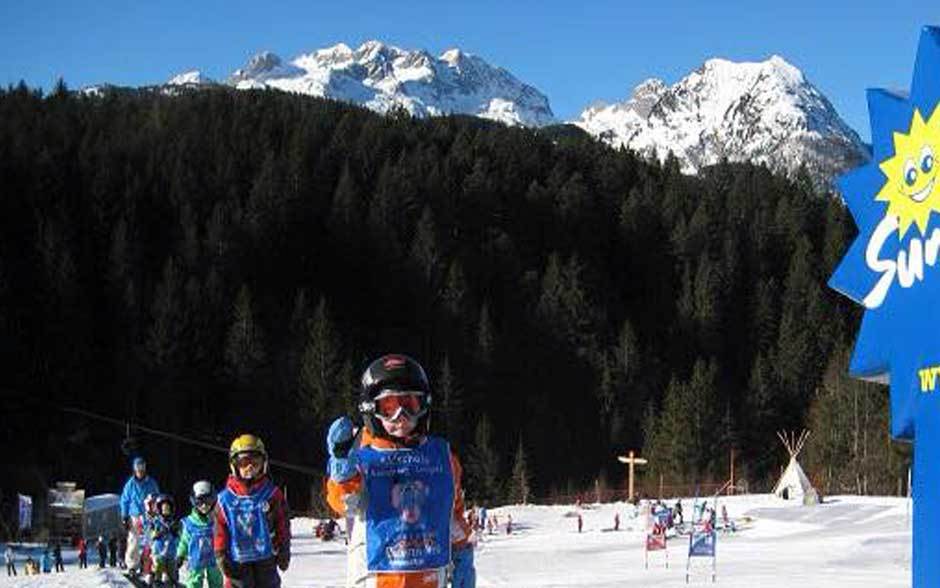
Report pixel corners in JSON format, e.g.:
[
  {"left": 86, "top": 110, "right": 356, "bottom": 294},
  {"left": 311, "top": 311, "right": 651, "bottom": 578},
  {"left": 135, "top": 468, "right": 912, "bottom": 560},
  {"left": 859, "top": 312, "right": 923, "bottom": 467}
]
[
  {"left": 83, "top": 494, "right": 122, "bottom": 541},
  {"left": 48, "top": 482, "right": 84, "bottom": 545}
]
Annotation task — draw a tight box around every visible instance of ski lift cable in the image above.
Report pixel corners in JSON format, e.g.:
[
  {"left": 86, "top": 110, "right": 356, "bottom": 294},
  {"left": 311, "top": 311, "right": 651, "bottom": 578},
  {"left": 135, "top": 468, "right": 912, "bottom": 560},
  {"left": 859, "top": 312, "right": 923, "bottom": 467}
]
[{"left": 8, "top": 391, "right": 324, "bottom": 477}]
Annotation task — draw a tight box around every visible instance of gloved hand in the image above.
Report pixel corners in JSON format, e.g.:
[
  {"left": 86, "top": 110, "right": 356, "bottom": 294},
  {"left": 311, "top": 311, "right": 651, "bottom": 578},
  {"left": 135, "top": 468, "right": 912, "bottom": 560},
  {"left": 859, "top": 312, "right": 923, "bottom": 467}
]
[
  {"left": 326, "top": 416, "right": 357, "bottom": 458},
  {"left": 327, "top": 417, "right": 359, "bottom": 482},
  {"left": 276, "top": 548, "right": 290, "bottom": 572}
]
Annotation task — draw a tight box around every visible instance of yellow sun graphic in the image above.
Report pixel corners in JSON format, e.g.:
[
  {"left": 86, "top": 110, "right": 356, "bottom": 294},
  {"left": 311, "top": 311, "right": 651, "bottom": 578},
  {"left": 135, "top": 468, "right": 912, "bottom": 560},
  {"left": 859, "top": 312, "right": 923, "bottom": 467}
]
[{"left": 877, "top": 106, "right": 940, "bottom": 237}]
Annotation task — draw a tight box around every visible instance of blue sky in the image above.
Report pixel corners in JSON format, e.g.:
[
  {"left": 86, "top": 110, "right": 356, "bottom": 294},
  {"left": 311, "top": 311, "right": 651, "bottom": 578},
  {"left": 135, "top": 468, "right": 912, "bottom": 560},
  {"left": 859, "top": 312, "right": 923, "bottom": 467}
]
[{"left": 2, "top": 1, "right": 939, "bottom": 140}]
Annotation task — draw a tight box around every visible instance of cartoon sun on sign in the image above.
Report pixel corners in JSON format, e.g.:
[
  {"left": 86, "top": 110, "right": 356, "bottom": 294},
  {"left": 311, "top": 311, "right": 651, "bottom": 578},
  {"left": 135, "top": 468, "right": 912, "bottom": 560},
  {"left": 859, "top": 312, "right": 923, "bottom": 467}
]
[{"left": 877, "top": 106, "right": 940, "bottom": 236}]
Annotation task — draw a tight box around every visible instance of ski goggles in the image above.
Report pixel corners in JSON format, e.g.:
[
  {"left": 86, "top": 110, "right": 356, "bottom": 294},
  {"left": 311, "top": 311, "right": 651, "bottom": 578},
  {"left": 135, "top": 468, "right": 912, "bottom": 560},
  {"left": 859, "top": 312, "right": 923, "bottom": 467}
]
[
  {"left": 192, "top": 495, "right": 216, "bottom": 511},
  {"left": 365, "top": 390, "right": 428, "bottom": 422},
  {"left": 232, "top": 452, "right": 264, "bottom": 468}
]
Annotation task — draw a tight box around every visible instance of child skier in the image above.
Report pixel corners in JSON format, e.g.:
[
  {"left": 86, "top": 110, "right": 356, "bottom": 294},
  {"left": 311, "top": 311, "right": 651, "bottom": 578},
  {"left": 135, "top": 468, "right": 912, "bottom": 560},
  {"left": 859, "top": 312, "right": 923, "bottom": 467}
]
[
  {"left": 140, "top": 493, "right": 159, "bottom": 581},
  {"left": 4, "top": 546, "right": 15, "bottom": 577},
  {"left": 177, "top": 481, "right": 222, "bottom": 588},
  {"left": 151, "top": 494, "right": 181, "bottom": 587},
  {"left": 53, "top": 544, "right": 64, "bottom": 572},
  {"left": 77, "top": 537, "right": 87, "bottom": 569},
  {"left": 325, "top": 354, "right": 474, "bottom": 588},
  {"left": 97, "top": 536, "right": 107, "bottom": 568},
  {"left": 213, "top": 434, "right": 291, "bottom": 588}
]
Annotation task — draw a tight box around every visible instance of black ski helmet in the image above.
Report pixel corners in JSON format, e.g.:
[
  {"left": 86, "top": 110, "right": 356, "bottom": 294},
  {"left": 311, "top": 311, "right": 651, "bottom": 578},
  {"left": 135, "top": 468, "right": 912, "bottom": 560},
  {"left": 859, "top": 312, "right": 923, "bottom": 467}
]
[
  {"left": 155, "top": 494, "right": 175, "bottom": 517},
  {"left": 359, "top": 354, "right": 432, "bottom": 441}
]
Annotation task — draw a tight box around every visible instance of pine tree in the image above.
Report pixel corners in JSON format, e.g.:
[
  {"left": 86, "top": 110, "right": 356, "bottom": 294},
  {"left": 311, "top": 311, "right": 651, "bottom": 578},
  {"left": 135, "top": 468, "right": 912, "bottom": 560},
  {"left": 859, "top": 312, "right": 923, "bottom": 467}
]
[
  {"left": 224, "top": 284, "right": 266, "bottom": 381},
  {"left": 409, "top": 205, "right": 440, "bottom": 288},
  {"left": 436, "top": 355, "right": 463, "bottom": 446},
  {"left": 441, "top": 262, "right": 467, "bottom": 319},
  {"left": 298, "top": 297, "right": 342, "bottom": 422},
  {"left": 477, "top": 302, "right": 495, "bottom": 367},
  {"left": 465, "top": 416, "right": 502, "bottom": 504},
  {"left": 146, "top": 257, "right": 182, "bottom": 369},
  {"left": 508, "top": 437, "right": 532, "bottom": 504}
]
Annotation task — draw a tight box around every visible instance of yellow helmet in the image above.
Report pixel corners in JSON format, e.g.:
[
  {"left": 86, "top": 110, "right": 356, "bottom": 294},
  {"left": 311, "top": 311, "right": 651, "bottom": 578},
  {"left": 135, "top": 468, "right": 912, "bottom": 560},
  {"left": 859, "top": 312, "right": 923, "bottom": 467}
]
[{"left": 228, "top": 434, "right": 268, "bottom": 478}]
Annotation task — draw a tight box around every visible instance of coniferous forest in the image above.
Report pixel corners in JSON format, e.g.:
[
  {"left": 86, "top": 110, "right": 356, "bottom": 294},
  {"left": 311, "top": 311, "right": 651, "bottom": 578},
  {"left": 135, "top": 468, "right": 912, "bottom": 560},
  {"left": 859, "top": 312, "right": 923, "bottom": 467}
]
[{"left": 0, "top": 82, "right": 910, "bottom": 522}]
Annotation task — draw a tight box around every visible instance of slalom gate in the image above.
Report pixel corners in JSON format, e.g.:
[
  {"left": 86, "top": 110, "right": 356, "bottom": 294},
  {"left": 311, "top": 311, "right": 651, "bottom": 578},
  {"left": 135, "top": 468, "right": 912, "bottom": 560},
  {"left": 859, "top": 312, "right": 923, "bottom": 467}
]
[
  {"left": 685, "top": 498, "right": 717, "bottom": 583},
  {"left": 644, "top": 504, "right": 670, "bottom": 570}
]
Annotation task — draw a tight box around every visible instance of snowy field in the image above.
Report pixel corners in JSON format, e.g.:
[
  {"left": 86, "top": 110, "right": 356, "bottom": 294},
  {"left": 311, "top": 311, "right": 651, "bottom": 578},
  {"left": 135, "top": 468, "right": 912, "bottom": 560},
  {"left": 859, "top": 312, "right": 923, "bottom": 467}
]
[{"left": 0, "top": 494, "right": 912, "bottom": 588}]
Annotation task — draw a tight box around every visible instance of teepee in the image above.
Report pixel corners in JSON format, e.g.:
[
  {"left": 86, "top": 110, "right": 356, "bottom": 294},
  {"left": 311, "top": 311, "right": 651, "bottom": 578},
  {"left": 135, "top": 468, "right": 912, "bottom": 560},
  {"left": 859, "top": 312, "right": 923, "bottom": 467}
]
[{"left": 773, "top": 430, "right": 818, "bottom": 504}]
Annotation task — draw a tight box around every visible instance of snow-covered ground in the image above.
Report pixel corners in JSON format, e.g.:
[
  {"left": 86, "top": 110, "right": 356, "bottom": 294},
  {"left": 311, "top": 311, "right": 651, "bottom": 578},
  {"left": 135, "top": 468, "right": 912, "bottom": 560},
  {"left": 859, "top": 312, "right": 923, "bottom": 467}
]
[{"left": 0, "top": 494, "right": 911, "bottom": 587}]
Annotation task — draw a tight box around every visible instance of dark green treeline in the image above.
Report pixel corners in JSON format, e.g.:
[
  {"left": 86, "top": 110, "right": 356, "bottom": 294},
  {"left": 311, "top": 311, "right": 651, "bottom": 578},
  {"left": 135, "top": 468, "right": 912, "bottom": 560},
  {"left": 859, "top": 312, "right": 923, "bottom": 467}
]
[{"left": 0, "top": 82, "right": 907, "bottom": 515}]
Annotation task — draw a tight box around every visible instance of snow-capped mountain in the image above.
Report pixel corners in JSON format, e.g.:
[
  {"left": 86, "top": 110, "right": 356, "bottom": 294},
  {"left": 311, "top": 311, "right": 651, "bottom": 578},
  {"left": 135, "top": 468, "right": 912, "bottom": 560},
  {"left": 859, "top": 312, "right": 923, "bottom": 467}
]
[
  {"left": 575, "top": 56, "right": 869, "bottom": 187},
  {"left": 167, "top": 70, "right": 214, "bottom": 86},
  {"left": 214, "top": 41, "right": 555, "bottom": 127}
]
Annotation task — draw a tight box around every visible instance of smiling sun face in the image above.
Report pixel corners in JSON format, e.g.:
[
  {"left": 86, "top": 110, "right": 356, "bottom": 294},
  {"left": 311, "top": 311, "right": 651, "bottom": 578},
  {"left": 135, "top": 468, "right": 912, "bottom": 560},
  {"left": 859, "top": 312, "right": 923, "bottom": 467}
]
[{"left": 877, "top": 107, "right": 940, "bottom": 238}]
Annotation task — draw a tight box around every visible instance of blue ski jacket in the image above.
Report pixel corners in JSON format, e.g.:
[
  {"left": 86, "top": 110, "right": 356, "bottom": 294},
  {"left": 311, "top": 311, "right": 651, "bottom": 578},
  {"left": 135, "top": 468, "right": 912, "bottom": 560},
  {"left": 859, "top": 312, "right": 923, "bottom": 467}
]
[{"left": 120, "top": 475, "right": 160, "bottom": 518}]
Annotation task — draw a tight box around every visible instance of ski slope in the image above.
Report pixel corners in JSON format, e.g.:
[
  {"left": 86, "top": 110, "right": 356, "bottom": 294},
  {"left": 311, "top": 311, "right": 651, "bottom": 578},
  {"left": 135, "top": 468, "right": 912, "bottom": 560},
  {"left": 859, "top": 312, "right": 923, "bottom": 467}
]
[{"left": 0, "top": 494, "right": 910, "bottom": 587}]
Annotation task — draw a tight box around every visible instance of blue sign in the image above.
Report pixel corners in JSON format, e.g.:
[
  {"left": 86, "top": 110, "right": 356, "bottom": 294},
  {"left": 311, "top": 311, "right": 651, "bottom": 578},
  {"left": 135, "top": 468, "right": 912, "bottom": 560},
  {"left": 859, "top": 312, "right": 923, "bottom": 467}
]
[
  {"left": 688, "top": 530, "right": 715, "bottom": 558},
  {"left": 17, "top": 494, "right": 31, "bottom": 531},
  {"left": 828, "top": 26, "right": 940, "bottom": 588}
]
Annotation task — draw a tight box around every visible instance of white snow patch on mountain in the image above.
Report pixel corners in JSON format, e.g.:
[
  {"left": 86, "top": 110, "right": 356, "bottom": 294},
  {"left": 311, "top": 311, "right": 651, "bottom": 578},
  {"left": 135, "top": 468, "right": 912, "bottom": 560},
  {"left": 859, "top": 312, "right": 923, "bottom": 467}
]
[
  {"left": 575, "top": 55, "right": 869, "bottom": 187},
  {"left": 212, "top": 41, "right": 555, "bottom": 128}
]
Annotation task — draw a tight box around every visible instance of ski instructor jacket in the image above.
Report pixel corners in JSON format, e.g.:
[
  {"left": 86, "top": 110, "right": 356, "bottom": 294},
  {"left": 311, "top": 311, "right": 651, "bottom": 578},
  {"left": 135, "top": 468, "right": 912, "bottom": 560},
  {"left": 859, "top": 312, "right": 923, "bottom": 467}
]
[
  {"left": 326, "top": 428, "right": 473, "bottom": 588},
  {"left": 120, "top": 475, "right": 160, "bottom": 519}
]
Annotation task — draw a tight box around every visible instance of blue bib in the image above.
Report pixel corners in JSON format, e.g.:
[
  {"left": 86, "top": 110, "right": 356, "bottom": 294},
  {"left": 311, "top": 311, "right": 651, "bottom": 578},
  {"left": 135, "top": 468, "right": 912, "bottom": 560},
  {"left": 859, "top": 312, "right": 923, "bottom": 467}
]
[
  {"left": 182, "top": 514, "right": 215, "bottom": 571},
  {"left": 357, "top": 436, "right": 454, "bottom": 572},
  {"left": 151, "top": 518, "right": 178, "bottom": 561},
  {"left": 219, "top": 481, "right": 276, "bottom": 563}
]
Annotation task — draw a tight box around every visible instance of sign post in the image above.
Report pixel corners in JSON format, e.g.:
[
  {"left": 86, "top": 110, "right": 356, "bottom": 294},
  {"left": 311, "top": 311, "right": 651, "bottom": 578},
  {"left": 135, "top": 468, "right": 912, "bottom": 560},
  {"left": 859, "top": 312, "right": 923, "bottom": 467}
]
[{"left": 829, "top": 26, "right": 940, "bottom": 588}]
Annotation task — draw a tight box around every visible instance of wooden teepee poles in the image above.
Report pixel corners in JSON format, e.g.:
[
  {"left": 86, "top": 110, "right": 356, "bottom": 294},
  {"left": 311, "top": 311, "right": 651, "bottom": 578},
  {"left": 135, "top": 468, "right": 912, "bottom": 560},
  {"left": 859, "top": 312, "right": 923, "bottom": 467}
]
[{"left": 777, "top": 429, "right": 811, "bottom": 457}]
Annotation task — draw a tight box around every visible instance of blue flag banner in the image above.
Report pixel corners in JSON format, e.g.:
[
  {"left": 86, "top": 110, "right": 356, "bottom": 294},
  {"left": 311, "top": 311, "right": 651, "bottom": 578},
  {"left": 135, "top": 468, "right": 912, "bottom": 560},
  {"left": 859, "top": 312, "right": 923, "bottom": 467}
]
[
  {"left": 828, "top": 26, "right": 940, "bottom": 588},
  {"left": 689, "top": 530, "right": 715, "bottom": 558},
  {"left": 17, "top": 494, "right": 32, "bottom": 531}
]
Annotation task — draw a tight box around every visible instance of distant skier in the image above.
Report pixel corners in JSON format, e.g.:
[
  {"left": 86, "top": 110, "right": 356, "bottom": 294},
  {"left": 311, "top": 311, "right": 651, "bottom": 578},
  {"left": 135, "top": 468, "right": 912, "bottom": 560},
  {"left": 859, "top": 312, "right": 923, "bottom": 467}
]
[
  {"left": 577, "top": 513, "right": 583, "bottom": 533},
  {"left": 479, "top": 506, "right": 488, "bottom": 532},
  {"left": 4, "top": 546, "right": 15, "bottom": 576},
  {"left": 41, "top": 548, "right": 51, "bottom": 573},
  {"left": 151, "top": 495, "right": 181, "bottom": 587},
  {"left": 325, "top": 354, "right": 472, "bottom": 588},
  {"left": 118, "top": 534, "right": 127, "bottom": 569},
  {"left": 97, "top": 536, "right": 107, "bottom": 568},
  {"left": 214, "top": 434, "right": 291, "bottom": 588},
  {"left": 176, "top": 481, "right": 222, "bottom": 588},
  {"left": 53, "top": 543, "right": 64, "bottom": 572},
  {"left": 108, "top": 535, "right": 118, "bottom": 567},
  {"left": 614, "top": 512, "right": 620, "bottom": 531},
  {"left": 674, "top": 500, "right": 684, "bottom": 526},
  {"left": 78, "top": 537, "right": 88, "bottom": 569},
  {"left": 120, "top": 456, "right": 160, "bottom": 575}
]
